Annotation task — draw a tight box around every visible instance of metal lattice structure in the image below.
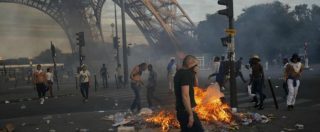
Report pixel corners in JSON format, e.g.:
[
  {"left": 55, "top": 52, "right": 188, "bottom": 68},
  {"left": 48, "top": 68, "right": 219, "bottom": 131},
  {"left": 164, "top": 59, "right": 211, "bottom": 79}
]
[
  {"left": 114, "top": 0, "right": 196, "bottom": 50},
  {"left": 0, "top": 0, "right": 106, "bottom": 52},
  {"left": 0, "top": 0, "right": 196, "bottom": 51}
]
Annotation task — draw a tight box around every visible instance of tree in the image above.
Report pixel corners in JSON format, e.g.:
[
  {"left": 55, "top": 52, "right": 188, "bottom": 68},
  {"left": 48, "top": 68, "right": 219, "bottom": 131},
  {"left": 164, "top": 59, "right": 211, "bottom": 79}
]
[
  {"left": 235, "top": 2, "right": 298, "bottom": 60},
  {"left": 196, "top": 13, "right": 228, "bottom": 55}
]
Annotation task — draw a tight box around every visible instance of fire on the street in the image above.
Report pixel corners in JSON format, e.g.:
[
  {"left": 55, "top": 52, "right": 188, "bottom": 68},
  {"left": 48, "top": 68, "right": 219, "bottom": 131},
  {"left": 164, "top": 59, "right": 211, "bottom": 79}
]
[
  {"left": 145, "top": 110, "right": 180, "bottom": 131},
  {"left": 145, "top": 84, "right": 232, "bottom": 131},
  {"left": 194, "top": 86, "right": 232, "bottom": 123}
]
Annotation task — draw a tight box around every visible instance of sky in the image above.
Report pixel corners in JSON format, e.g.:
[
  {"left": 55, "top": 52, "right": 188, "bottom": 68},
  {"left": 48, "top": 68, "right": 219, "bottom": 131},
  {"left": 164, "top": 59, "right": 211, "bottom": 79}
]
[{"left": 0, "top": 0, "right": 319, "bottom": 59}]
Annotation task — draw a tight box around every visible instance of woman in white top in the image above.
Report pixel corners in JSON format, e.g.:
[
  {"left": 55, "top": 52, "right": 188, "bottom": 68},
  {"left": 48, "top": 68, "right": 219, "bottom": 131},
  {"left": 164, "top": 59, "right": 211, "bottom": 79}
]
[
  {"left": 79, "top": 65, "right": 90, "bottom": 102},
  {"left": 46, "top": 68, "right": 54, "bottom": 97}
]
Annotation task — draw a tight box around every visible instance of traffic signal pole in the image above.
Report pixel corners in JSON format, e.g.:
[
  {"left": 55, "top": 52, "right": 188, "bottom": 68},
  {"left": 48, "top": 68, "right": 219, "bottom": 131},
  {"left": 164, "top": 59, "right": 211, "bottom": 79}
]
[
  {"left": 121, "top": 0, "right": 129, "bottom": 86},
  {"left": 50, "top": 42, "right": 60, "bottom": 91},
  {"left": 228, "top": 16, "right": 238, "bottom": 112},
  {"left": 228, "top": 0, "right": 237, "bottom": 112},
  {"left": 76, "top": 32, "right": 85, "bottom": 67},
  {"left": 218, "top": 0, "right": 237, "bottom": 112},
  {"left": 114, "top": 2, "right": 120, "bottom": 67}
]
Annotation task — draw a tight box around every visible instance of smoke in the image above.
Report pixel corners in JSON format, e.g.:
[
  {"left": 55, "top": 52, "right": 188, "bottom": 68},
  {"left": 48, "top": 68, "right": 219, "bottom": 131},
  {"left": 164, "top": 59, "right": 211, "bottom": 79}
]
[
  {"left": 0, "top": 3, "right": 71, "bottom": 59},
  {"left": 197, "top": 1, "right": 320, "bottom": 64}
]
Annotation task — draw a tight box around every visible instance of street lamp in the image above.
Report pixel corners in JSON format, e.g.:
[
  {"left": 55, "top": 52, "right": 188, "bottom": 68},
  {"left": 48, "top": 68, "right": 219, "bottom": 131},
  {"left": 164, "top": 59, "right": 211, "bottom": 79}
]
[{"left": 121, "top": 0, "right": 129, "bottom": 86}]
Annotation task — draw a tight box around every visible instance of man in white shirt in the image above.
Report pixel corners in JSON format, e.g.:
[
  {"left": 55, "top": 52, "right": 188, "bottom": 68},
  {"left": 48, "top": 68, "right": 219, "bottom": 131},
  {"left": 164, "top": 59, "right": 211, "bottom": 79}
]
[
  {"left": 46, "top": 68, "right": 54, "bottom": 97},
  {"left": 208, "top": 56, "right": 220, "bottom": 81},
  {"left": 167, "top": 57, "right": 177, "bottom": 93},
  {"left": 79, "top": 65, "right": 90, "bottom": 102}
]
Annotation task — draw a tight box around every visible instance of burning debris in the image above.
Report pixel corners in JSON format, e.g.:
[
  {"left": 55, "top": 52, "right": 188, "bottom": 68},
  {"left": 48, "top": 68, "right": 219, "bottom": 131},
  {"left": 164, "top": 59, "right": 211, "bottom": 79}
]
[
  {"left": 145, "top": 110, "right": 180, "bottom": 130},
  {"left": 144, "top": 84, "right": 233, "bottom": 131},
  {"left": 193, "top": 85, "right": 232, "bottom": 123},
  {"left": 103, "top": 84, "right": 272, "bottom": 131}
]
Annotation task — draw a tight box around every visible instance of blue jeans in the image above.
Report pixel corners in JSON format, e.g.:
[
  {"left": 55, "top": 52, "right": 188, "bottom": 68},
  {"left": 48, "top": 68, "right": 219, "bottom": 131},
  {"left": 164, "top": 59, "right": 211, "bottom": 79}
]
[
  {"left": 36, "top": 83, "right": 46, "bottom": 98},
  {"left": 80, "top": 82, "right": 89, "bottom": 99},
  {"left": 130, "top": 82, "right": 141, "bottom": 111},
  {"left": 252, "top": 78, "right": 266, "bottom": 105}
]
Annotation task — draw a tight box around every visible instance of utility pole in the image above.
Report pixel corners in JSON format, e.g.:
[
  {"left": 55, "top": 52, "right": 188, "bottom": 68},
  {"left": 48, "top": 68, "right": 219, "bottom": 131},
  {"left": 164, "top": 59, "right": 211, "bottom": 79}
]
[
  {"left": 114, "top": 2, "right": 120, "bottom": 67},
  {"left": 217, "top": 0, "right": 237, "bottom": 112},
  {"left": 50, "top": 42, "right": 60, "bottom": 91},
  {"left": 121, "top": 0, "right": 129, "bottom": 86},
  {"left": 304, "top": 42, "right": 310, "bottom": 69}
]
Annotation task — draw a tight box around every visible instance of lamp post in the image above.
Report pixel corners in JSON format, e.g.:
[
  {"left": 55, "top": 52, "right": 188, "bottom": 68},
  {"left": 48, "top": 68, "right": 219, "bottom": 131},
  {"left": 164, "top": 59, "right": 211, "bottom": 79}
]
[{"left": 121, "top": 0, "right": 129, "bottom": 86}]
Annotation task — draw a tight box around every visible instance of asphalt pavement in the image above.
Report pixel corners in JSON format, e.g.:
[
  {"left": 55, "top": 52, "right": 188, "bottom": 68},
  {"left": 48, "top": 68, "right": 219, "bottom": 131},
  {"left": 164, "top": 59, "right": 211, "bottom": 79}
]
[{"left": 0, "top": 65, "right": 320, "bottom": 131}]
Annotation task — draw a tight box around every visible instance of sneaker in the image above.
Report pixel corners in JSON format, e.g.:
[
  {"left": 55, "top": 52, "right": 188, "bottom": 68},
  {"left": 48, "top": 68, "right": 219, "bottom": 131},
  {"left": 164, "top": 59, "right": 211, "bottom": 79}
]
[
  {"left": 254, "top": 103, "right": 259, "bottom": 108},
  {"left": 287, "top": 105, "right": 293, "bottom": 111},
  {"left": 251, "top": 97, "right": 258, "bottom": 103},
  {"left": 221, "top": 87, "right": 225, "bottom": 91},
  {"left": 40, "top": 98, "right": 45, "bottom": 104},
  {"left": 84, "top": 99, "right": 88, "bottom": 102},
  {"left": 258, "top": 105, "right": 264, "bottom": 110}
]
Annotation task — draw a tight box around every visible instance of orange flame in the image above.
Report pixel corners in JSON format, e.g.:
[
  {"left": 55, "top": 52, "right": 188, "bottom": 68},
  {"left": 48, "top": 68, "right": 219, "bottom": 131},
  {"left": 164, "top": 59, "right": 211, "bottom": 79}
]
[
  {"left": 194, "top": 86, "right": 232, "bottom": 123},
  {"left": 145, "top": 84, "right": 232, "bottom": 131},
  {"left": 145, "top": 111, "right": 180, "bottom": 131}
]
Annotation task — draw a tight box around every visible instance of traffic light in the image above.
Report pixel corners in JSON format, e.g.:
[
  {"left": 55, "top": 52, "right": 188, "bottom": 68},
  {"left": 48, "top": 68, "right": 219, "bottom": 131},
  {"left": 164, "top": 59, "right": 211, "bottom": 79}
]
[
  {"left": 113, "top": 36, "right": 120, "bottom": 49},
  {"left": 217, "top": 0, "right": 233, "bottom": 19},
  {"left": 221, "top": 36, "right": 231, "bottom": 47},
  {"left": 76, "top": 32, "right": 85, "bottom": 46}
]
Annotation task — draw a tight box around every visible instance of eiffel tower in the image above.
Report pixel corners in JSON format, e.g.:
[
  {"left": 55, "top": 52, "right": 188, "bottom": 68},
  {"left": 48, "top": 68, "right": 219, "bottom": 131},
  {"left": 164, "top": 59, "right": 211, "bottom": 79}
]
[
  {"left": 0, "top": 0, "right": 105, "bottom": 53},
  {"left": 0, "top": 0, "right": 196, "bottom": 52}
]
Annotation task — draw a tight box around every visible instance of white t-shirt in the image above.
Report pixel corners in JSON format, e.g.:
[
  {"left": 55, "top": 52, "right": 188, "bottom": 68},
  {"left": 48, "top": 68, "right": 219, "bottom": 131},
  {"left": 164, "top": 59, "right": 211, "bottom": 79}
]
[
  {"left": 290, "top": 62, "right": 302, "bottom": 73},
  {"left": 79, "top": 70, "right": 90, "bottom": 83},
  {"left": 212, "top": 61, "right": 220, "bottom": 74},
  {"left": 46, "top": 72, "right": 54, "bottom": 82},
  {"left": 168, "top": 63, "right": 176, "bottom": 76},
  {"left": 116, "top": 67, "right": 123, "bottom": 76}
]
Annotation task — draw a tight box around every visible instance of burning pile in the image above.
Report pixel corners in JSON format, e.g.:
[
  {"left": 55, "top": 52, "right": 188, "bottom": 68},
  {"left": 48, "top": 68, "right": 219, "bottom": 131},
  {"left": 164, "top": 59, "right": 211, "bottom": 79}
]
[
  {"left": 194, "top": 85, "right": 232, "bottom": 123},
  {"left": 145, "top": 84, "right": 233, "bottom": 131},
  {"left": 145, "top": 110, "right": 180, "bottom": 130}
]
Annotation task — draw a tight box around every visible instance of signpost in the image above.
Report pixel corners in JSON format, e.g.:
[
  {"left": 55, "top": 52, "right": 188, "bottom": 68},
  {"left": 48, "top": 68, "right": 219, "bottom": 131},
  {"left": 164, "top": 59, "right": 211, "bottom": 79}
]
[{"left": 51, "top": 42, "right": 60, "bottom": 91}]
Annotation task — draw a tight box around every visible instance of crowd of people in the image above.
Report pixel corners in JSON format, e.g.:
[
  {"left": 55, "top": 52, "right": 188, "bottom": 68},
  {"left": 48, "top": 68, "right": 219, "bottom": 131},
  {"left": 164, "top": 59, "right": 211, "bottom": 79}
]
[{"left": 30, "top": 53, "right": 304, "bottom": 131}]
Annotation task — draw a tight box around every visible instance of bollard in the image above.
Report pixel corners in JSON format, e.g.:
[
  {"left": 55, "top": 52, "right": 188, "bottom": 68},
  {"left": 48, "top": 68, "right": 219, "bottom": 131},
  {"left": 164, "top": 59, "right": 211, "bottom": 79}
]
[
  {"left": 106, "top": 76, "right": 109, "bottom": 88},
  {"left": 94, "top": 74, "right": 97, "bottom": 92},
  {"left": 14, "top": 70, "right": 18, "bottom": 89},
  {"left": 268, "top": 78, "right": 279, "bottom": 109},
  {"left": 75, "top": 77, "right": 78, "bottom": 89},
  {"left": 115, "top": 74, "right": 119, "bottom": 89}
]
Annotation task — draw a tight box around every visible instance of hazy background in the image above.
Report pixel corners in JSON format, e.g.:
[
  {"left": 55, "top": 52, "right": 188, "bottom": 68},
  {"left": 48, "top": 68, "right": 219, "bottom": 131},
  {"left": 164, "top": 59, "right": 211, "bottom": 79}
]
[{"left": 0, "top": 0, "right": 319, "bottom": 59}]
